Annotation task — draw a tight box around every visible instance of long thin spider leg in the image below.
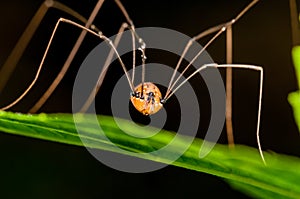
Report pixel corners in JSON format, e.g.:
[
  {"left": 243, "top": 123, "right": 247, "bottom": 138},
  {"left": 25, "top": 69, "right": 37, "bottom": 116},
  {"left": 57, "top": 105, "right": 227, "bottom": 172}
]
[
  {"left": 139, "top": 46, "right": 147, "bottom": 97},
  {"left": 66, "top": 21, "right": 134, "bottom": 86},
  {"left": 226, "top": 25, "right": 234, "bottom": 148},
  {"left": 29, "top": 0, "right": 105, "bottom": 113},
  {"left": 115, "top": 0, "right": 147, "bottom": 87},
  {"left": 165, "top": 63, "right": 216, "bottom": 101},
  {"left": 164, "top": 28, "right": 225, "bottom": 99},
  {"left": 164, "top": 0, "right": 260, "bottom": 99},
  {"left": 234, "top": 0, "right": 260, "bottom": 22},
  {"left": 52, "top": 1, "right": 99, "bottom": 32},
  {"left": 0, "top": 17, "right": 134, "bottom": 111},
  {"left": 164, "top": 39, "right": 193, "bottom": 100},
  {"left": 0, "top": 15, "right": 62, "bottom": 111},
  {"left": 220, "top": 64, "right": 265, "bottom": 165},
  {"left": 58, "top": 19, "right": 134, "bottom": 90},
  {"left": 80, "top": 22, "right": 134, "bottom": 112},
  {"left": 131, "top": 29, "right": 136, "bottom": 86},
  {"left": 0, "top": 1, "right": 49, "bottom": 93},
  {"left": 80, "top": 0, "right": 149, "bottom": 112},
  {"left": 164, "top": 21, "right": 231, "bottom": 99},
  {"left": 289, "top": 0, "right": 300, "bottom": 90},
  {"left": 0, "top": 0, "right": 101, "bottom": 93},
  {"left": 29, "top": 0, "right": 145, "bottom": 113},
  {"left": 165, "top": 63, "right": 265, "bottom": 164},
  {"left": 114, "top": 0, "right": 136, "bottom": 85},
  {"left": 164, "top": 20, "right": 234, "bottom": 100},
  {"left": 289, "top": 0, "right": 300, "bottom": 46}
]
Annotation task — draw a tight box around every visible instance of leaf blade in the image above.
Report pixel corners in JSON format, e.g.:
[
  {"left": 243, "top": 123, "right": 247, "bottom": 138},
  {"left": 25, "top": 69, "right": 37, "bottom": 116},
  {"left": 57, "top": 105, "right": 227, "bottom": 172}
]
[{"left": 0, "top": 111, "right": 299, "bottom": 198}]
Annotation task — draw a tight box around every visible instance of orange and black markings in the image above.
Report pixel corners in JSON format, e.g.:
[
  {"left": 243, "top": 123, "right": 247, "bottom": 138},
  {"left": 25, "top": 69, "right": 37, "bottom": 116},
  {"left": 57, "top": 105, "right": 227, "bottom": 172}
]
[{"left": 130, "top": 82, "right": 164, "bottom": 115}]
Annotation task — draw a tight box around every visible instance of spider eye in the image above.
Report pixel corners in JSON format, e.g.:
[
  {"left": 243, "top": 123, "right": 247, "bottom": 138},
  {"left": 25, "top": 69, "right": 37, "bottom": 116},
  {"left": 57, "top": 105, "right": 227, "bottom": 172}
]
[
  {"left": 148, "top": 92, "right": 155, "bottom": 97},
  {"left": 131, "top": 92, "right": 140, "bottom": 98}
]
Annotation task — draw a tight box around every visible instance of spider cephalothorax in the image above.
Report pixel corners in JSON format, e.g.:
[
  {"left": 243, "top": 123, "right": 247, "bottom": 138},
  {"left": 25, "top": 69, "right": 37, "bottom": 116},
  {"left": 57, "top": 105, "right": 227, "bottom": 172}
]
[{"left": 130, "top": 82, "right": 164, "bottom": 115}]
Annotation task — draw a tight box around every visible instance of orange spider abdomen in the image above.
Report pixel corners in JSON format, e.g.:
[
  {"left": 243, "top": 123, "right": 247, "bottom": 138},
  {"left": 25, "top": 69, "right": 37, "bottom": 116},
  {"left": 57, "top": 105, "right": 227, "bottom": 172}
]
[{"left": 130, "top": 82, "right": 163, "bottom": 115}]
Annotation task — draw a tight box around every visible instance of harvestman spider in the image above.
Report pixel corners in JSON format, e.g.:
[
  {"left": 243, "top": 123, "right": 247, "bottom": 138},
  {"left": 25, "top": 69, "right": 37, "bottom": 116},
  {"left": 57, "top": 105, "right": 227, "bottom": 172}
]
[{"left": 0, "top": 0, "right": 265, "bottom": 163}]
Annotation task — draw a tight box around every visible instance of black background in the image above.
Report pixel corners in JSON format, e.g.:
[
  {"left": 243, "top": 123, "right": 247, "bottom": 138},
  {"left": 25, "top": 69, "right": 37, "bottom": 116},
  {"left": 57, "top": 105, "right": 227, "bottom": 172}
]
[{"left": 0, "top": 0, "right": 299, "bottom": 198}]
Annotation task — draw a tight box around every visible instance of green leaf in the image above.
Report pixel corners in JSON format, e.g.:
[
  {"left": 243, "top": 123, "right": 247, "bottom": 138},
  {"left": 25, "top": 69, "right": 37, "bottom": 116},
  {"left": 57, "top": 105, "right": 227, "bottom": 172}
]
[
  {"left": 288, "top": 91, "right": 300, "bottom": 132},
  {"left": 0, "top": 111, "right": 300, "bottom": 198},
  {"left": 289, "top": 46, "right": 300, "bottom": 132},
  {"left": 292, "top": 46, "right": 300, "bottom": 89}
]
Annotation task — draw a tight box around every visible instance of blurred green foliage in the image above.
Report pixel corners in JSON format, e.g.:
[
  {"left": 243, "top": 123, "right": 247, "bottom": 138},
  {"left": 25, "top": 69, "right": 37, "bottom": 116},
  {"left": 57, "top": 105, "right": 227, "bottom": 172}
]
[{"left": 288, "top": 46, "right": 300, "bottom": 132}]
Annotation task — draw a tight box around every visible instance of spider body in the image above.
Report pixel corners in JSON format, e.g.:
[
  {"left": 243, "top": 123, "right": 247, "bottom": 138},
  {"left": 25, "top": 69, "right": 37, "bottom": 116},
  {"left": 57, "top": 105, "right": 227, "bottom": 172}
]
[{"left": 130, "top": 82, "right": 163, "bottom": 115}]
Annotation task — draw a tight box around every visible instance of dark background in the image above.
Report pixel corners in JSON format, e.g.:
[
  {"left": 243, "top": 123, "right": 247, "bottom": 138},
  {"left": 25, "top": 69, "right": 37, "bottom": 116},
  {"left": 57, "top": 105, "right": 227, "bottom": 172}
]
[{"left": 0, "top": 0, "right": 299, "bottom": 198}]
